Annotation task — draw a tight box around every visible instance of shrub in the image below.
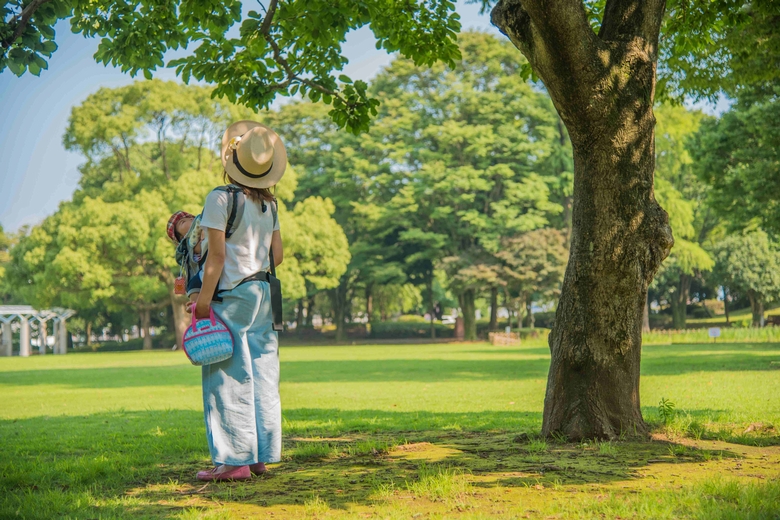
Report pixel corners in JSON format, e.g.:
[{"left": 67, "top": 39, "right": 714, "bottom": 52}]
[{"left": 370, "top": 321, "right": 454, "bottom": 339}]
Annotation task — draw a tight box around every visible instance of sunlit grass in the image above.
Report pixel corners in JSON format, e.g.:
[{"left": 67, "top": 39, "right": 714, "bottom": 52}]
[
  {"left": 0, "top": 341, "right": 778, "bottom": 518},
  {"left": 405, "top": 463, "right": 471, "bottom": 502}
]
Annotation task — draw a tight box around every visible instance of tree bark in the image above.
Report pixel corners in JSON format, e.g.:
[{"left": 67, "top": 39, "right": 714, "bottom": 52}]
[
  {"left": 493, "top": 0, "right": 673, "bottom": 440},
  {"left": 86, "top": 321, "right": 93, "bottom": 348},
  {"left": 642, "top": 294, "right": 650, "bottom": 333},
  {"left": 366, "top": 284, "right": 373, "bottom": 323},
  {"left": 526, "top": 301, "right": 535, "bottom": 329},
  {"left": 141, "top": 309, "right": 153, "bottom": 350},
  {"left": 489, "top": 287, "right": 499, "bottom": 331},
  {"left": 168, "top": 288, "right": 189, "bottom": 350},
  {"left": 297, "top": 299, "right": 305, "bottom": 328},
  {"left": 670, "top": 273, "right": 690, "bottom": 329},
  {"left": 330, "top": 279, "right": 348, "bottom": 342},
  {"left": 747, "top": 289, "right": 764, "bottom": 327},
  {"left": 306, "top": 296, "right": 316, "bottom": 327},
  {"left": 723, "top": 286, "right": 730, "bottom": 324},
  {"left": 428, "top": 274, "right": 436, "bottom": 339},
  {"left": 459, "top": 289, "right": 477, "bottom": 341}
]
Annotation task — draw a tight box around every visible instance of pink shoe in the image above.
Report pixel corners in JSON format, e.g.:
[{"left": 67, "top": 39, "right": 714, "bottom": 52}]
[
  {"left": 249, "top": 462, "right": 268, "bottom": 476},
  {"left": 196, "top": 465, "right": 251, "bottom": 481}
]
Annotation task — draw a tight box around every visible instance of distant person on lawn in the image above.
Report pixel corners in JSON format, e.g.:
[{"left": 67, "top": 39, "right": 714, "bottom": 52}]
[{"left": 189, "top": 121, "right": 286, "bottom": 482}]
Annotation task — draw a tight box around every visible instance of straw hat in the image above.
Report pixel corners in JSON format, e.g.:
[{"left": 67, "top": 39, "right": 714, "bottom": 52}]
[{"left": 220, "top": 121, "right": 287, "bottom": 189}]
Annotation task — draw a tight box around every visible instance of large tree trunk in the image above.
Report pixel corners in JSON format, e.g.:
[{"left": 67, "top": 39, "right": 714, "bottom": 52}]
[
  {"left": 747, "top": 290, "right": 764, "bottom": 327},
  {"left": 141, "top": 309, "right": 153, "bottom": 350},
  {"left": 459, "top": 289, "right": 477, "bottom": 341},
  {"left": 670, "top": 273, "right": 690, "bottom": 329},
  {"left": 489, "top": 287, "right": 498, "bottom": 331},
  {"left": 526, "top": 301, "right": 535, "bottom": 329},
  {"left": 86, "top": 321, "right": 93, "bottom": 348},
  {"left": 723, "top": 286, "right": 730, "bottom": 324},
  {"left": 493, "top": 0, "right": 673, "bottom": 440}
]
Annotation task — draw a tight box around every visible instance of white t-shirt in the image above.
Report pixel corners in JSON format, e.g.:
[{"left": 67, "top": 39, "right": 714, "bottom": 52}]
[{"left": 200, "top": 188, "right": 280, "bottom": 292}]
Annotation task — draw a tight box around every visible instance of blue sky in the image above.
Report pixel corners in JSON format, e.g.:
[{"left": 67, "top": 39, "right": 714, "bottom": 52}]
[{"left": 0, "top": 2, "right": 725, "bottom": 233}]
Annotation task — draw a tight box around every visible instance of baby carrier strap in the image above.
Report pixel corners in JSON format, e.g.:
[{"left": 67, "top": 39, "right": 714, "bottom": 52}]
[{"left": 212, "top": 185, "right": 245, "bottom": 239}]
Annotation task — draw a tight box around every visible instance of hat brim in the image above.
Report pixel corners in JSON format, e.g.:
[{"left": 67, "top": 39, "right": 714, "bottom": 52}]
[{"left": 221, "top": 121, "right": 287, "bottom": 189}]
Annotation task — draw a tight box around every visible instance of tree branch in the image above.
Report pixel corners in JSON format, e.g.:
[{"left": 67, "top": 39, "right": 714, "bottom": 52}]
[
  {"left": 261, "top": 29, "right": 346, "bottom": 102},
  {"left": 259, "top": 0, "right": 278, "bottom": 37},
  {"left": 1, "top": 0, "right": 53, "bottom": 50},
  {"left": 599, "top": 0, "right": 667, "bottom": 59}
]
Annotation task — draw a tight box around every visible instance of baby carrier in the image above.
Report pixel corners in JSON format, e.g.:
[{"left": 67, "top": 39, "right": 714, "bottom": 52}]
[{"left": 176, "top": 185, "right": 284, "bottom": 331}]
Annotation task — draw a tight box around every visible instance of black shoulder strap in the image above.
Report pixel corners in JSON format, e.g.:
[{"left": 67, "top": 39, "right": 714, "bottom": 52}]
[
  {"left": 213, "top": 185, "right": 245, "bottom": 239},
  {"left": 269, "top": 199, "right": 278, "bottom": 277}
]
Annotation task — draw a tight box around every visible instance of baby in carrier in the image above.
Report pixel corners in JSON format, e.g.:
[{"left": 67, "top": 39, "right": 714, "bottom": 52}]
[{"left": 167, "top": 211, "right": 206, "bottom": 304}]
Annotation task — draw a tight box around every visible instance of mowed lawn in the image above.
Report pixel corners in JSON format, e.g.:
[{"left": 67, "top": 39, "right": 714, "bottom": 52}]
[{"left": 1, "top": 341, "right": 779, "bottom": 519}]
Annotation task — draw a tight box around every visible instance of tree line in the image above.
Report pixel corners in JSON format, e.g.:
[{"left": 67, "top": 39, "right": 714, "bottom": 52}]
[{"left": 1, "top": 31, "right": 778, "bottom": 347}]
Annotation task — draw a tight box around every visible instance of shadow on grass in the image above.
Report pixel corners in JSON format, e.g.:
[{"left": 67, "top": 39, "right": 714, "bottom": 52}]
[
  {"left": 0, "top": 357, "right": 552, "bottom": 388},
  {"left": 5, "top": 345, "right": 778, "bottom": 390},
  {"left": 2, "top": 407, "right": 772, "bottom": 518}
]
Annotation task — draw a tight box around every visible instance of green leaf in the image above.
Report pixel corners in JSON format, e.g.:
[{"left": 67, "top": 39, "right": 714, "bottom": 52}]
[
  {"left": 338, "top": 74, "right": 352, "bottom": 84},
  {"left": 41, "top": 41, "right": 58, "bottom": 54},
  {"left": 28, "top": 61, "right": 41, "bottom": 76},
  {"left": 7, "top": 59, "right": 26, "bottom": 76}
]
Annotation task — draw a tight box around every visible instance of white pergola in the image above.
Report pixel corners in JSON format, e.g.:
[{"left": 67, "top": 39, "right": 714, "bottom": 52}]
[{"left": 0, "top": 306, "right": 75, "bottom": 357}]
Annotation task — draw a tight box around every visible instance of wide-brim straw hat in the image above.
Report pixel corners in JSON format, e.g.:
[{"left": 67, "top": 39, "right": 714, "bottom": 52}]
[{"left": 221, "top": 121, "right": 287, "bottom": 189}]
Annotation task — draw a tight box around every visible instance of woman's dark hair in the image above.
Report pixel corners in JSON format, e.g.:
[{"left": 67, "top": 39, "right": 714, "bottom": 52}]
[{"left": 223, "top": 172, "right": 275, "bottom": 202}]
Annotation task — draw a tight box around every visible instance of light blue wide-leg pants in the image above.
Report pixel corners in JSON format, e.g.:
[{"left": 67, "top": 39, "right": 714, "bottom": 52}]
[{"left": 202, "top": 280, "right": 281, "bottom": 465}]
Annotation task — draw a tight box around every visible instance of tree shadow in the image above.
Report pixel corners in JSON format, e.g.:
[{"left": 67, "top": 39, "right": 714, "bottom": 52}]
[
  {"left": 0, "top": 357, "right": 554, "bottom": 388},
  {"left": 4, "top": 342, "right": 776, "bottom": 390},
  {"left": 2, "top": 407, "right": 771, "bottom": 518},
  {"left": 641, "top": 343, "right": 780, "bottom": 375}
]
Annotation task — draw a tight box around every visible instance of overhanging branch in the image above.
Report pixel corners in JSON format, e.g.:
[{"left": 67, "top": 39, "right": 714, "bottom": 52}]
[
  {"left": 261, "top": 22, "right": 347, "bottom": 104},
  {"left": 1, "top": 0, "right": 53, "bottom": 51}
]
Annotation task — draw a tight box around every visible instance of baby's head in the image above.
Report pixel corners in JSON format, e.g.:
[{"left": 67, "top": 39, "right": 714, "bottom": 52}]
[{"left": 167, "top": 211, "right": 195, "bottom": 244}]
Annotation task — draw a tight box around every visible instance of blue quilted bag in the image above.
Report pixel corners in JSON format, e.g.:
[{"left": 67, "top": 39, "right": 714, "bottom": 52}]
[{"left": 183, "top": 308, "right": 234, "bottom": 366}]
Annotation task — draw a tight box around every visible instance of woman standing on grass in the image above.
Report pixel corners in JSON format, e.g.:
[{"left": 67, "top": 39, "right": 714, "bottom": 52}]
[{"left": 191, "top": 121, "right": 286, "bottom": 481}]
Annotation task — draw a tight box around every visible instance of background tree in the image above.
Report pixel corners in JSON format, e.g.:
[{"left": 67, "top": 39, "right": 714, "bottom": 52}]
[
  {"left": 0, "top": 224, "right": 16, "bottom": 304},
  {"left": 283, "top": 196, "right": 351, "bottom": 311},
  {"left": 269, "top": 33, "right": 566, "bottom": 341},
  {"left": 370, "top": 32, "right": 561, "bottom": 340},
  {"left": 5, "top": 79, "right": 348, "bottom": 347},
  {"left": 711, "top": 230, "right": 780, "bottom": 327},
  {"left": 495, "top": 228, "right": 568, "bottom": 330},
  {"left": 651, "top": 105, "right": 715, "bottom": 329},
  {"left": 693, "top": 86, "right": 780, "bottom": 235}
]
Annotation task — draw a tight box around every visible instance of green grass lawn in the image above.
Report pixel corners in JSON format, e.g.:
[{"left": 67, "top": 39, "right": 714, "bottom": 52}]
[{"left": 1, "top": 341, "right": 779, "bottom": 519}]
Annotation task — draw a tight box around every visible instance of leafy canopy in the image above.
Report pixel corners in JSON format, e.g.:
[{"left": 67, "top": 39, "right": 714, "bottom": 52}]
[
  {"left": 711, "top": 229, "right": 780, "bottom": 306},
  {"left": 2, "top": 0, "right": 461, "bottom": 134},
  {"left": 474, "top": 0, "right": 780, "bottom": 102},
  {"left": 693, "top": 87, "right": 780, "bottom": 235}
]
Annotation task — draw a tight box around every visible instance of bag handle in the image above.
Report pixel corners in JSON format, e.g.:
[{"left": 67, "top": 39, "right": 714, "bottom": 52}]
[{"left": 191, "top": 306, "right": 216, "bottom": 329}]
